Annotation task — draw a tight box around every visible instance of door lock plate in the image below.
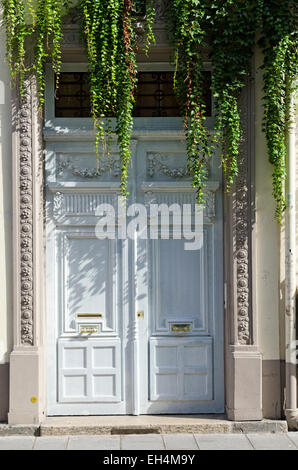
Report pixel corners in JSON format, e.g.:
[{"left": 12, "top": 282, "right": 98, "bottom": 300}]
[
  {"left": 171, "top": 323, "right": 191, "bottom": 333},
  {"left": 79, "top": 325, "right": 99, "bottom": 334}
]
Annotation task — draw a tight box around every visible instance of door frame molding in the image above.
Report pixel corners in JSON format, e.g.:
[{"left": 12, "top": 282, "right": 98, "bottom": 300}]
[{"left": 8, "top": 45, "right": 262, "bottom": 425}]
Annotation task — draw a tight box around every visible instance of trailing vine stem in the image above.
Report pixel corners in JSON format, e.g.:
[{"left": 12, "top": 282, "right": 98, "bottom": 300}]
[
  {"left": 78, "top": 0, "right": 154, "bottom": 196},
  {"left": 258, "top": 0, "right": 298, "bottom": 220},
  {"left": 208, "top": 1, "right": 258, "bottom": 192},
  {"left": 0, "top": 0, "right": 297, "bottom": 218},
  {"left": 1, "top": 0, "right": 68, "bottom": 104},
  {"left": 1, "top": 0, "right": 32, "bottom": 97},
  {"left": 168, "top": 0, "right": 211, "bottom": 203}
]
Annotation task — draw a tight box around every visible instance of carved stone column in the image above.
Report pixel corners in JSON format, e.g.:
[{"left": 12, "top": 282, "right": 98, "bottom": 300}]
[
  {"left": 224, "top": 81, "right": 262, "bottom": 420},
  {"left": 8, "top": 76, "right": 46, "bottom": 424}
]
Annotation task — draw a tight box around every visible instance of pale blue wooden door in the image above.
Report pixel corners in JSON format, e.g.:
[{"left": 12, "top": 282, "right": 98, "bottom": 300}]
[
  {"left": 134, "top": 137, "right": 224, "bottom": 414},
  {"left": 45, "top": 68, "right": 224, "bottom": 415}
]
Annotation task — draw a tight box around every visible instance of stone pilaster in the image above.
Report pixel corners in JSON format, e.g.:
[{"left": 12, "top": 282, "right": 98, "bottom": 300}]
[
  {"left": 224, "top": 80, "right": 262, "bottom": 420},
  {"left": 8, "top": 77, "right": 46, "bottom": 424}
]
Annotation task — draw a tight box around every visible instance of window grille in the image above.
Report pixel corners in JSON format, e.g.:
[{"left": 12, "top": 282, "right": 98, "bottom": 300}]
[{"left": 55, "top": 71, "right": 212, "bottom": 118}]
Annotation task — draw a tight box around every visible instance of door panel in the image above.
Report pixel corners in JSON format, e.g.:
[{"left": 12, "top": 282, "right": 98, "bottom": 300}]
[
  {"left": 63, "top": 235, "right": 115, "bottom": 333},
  {"left": 151, "top": 238, "right": 205, "bottom": 331},
  {"left": 58, "top": 339, "right": 121, "bottom": 403},
  {"left": 46, "top": 123, "right": 224, "bottom": 415},
  {"left": 149, "top": 338, "right": 213, "bottom": 402}
]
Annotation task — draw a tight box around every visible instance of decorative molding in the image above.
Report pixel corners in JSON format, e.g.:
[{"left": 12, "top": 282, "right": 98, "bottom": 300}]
[
  {"left": 62, "top": 1, "right": 170, "bottom": 50},
  {"left": 147, "top": 152, "right": 210, "bottom": 180},
  {"left": 234, "top": 88, "right": 252, "bottom": 345},
  {"left": 62, "top": 28, "right": 82, "bottom": 48},
  {"left": 154, "top": 0, "right": 169, "bottom": 22},
  {"left": 143, "top": 187, "right": 217, "bottom": 220},
  {"left": 19, "top": 80, "right": 34, "bottom": 345},
  {"left": 205, "top": 190, "right": 216, "bottom": 219},
  {"left": 52, "top": 191, "right": 118, "bottom": 219},
  {"left": 53, "top": 191, "right": 64, "bottom": 219},
  {"left": 63, "top": 1, "right": 168, "bottom": 26},
  {"left": 147, "top": 153, "right": 191, "bottom": 179},
  {"left": 58, "top": 155, "right": 121, "bottom": 179}
]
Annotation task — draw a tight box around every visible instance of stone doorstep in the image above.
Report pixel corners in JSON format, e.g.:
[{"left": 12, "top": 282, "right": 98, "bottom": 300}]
[
  {"left": 0, "top": 425, "right": 40, "bottom": 437},
  {"left": 0, "top": 417, "right": 288, "bottom": 436}
]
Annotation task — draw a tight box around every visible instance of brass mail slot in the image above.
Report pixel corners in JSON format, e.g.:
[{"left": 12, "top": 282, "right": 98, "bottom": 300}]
[
  {"left": 79, "top": 325, "right": 99, "bottom": 334},
  {"left": 76, "top": 313, "right": 103, "bottom": 318},
  {"left": 171, "top": 323, "right": 191, "bottom": 333}
]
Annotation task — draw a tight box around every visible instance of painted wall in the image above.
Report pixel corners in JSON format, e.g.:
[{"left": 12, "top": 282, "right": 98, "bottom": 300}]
[
  {"left": 255, "top": 46, "right": 298, "bottom": 418},
  {"left": 0, "top": 11, "right": 13, "bottom": 421},
  {"left": 254, "top": 46, "right": 283, "bottom": 419}
]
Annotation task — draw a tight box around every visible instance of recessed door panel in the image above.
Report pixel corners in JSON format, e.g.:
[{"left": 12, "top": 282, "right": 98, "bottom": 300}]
[
  {"left": 151, "top": 238, "right": 206, "bottom": 333},
  {"left": 149, "top": 338, "right": 213, "bottom": 402},
  {"left": 58, "top": 339, "right": 121, "bottom": 403},
  {"left": 61, "top": 234, "right": 116, "bottom": 333}
]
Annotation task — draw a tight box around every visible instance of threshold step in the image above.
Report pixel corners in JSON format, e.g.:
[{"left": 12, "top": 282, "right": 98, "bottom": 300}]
[{"left": 39, "top": 415, "right": 288, "bottom": 436}]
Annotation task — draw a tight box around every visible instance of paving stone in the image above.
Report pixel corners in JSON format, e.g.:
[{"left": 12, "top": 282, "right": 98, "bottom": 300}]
[
  {"left": 231, "top": 420, "right": 288, "bottom": 434},
  {"left": 121, "top": 434, "right": 165, "bottom": 450},
  {"left": 67, "top": 435, "right": 120, "bottom": 450},
  {"left": 0, "top": 436, "right": 35, "bottom": 450},
  {"left": 287, "top": 432, "right": 298, "bottom": 448},
  {"left": 163, "top": 434, "right": 199, "bottom": 450},
  {"left": 246, "top": 433, "right": 297, "bottom": 450},
  {"left": 33, "top": 436, "right": 68, "bottom": 450},
  {"left": 195, "top": 433, "right": 253, "bottom": 450}
]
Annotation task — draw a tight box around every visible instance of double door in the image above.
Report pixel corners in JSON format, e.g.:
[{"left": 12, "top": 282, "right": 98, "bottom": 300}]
[{"left": 46, "top": 131, "right": 224, "bottom": 415}]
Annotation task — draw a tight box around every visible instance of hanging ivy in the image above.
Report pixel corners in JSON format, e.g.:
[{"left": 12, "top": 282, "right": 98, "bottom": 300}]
[
  {"left": 207, "top": 1, "right": 258, "bottom": 192},
  {"left": 168, "top": 1, "right": 258, "bottom": 201},
  {"left": 168, "top": 1, "right": 211, "bottom": 203},
  {"left": 78, "top": 0, "right": 153, "bottom": 195},
  {"left": 0, "top": 0, "right": 297, "bottom": 219},
  {"left": 79, "top": 0, "right": 156, "bottom": 195},
  {"left": 258, "top": 0, "right": 298, "bottom": 220},
  {"left": 1, "top": 0, "right": 33, "bottom": 97},
  {"left": 1, "top": 0, "right": 68, "bottom": 104}
]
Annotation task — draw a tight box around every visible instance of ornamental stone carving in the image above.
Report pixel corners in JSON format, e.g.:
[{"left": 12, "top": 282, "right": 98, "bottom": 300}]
[
  {"left": 147, "top": 152, "right": 211, "bottom": 180},
  {"left": 62, "top": 0, "right": 170, "bottom": 49},
  {"left": 154, "top": 0, "right": 169, "bottom": 22},
  {"left": 19, "top": 80, "right": 34, "bottom": 345},
  {"left": 235, "top": 88, "right": 252, "bottom": 345},
  {"left": 147, "top": 153, "right": 191, "bottom": 179},
  {"left": 58, "top": 155, "right": 121, "bottom": 179},
  {"left": 144, "top": 187, "right": 216, "bottom": 219},
  {"left": 53, "top": 192, "right": 64, "bottom": 220}
]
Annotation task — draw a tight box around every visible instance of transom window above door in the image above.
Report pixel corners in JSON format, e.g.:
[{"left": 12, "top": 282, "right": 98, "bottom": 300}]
[{"left": 54, "top": 71, "right": 212, "bottom": 118}]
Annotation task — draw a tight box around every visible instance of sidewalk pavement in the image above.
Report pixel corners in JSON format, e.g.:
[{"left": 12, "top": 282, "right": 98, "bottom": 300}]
[{"left": 0, "top": 432, "right": 297, "bottom": 450}]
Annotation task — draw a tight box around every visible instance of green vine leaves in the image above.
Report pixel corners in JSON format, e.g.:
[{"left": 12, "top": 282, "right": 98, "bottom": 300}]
[
  {"left": 0, "top": 0, "right": 297, "bottom": 219},
  {"left": 258, "top": 0, "right": 298, "bottom": 220},
  {"left": 79, "top": 0, "right": 144, "bottom": 196},
  {"left": 168, "top": 0, "right": 211, "bottom": 204},
  {"left": 1, "top": 0, "right": 69, "bottom": 105}
]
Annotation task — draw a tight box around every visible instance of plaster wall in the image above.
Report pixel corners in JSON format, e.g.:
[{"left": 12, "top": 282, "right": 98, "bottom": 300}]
[
  {"left": 0, "top": 11, "right": 13, "bottom": 421},
  {"left": 254, "top": 47, "right": 283, "bottom": 418}
]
